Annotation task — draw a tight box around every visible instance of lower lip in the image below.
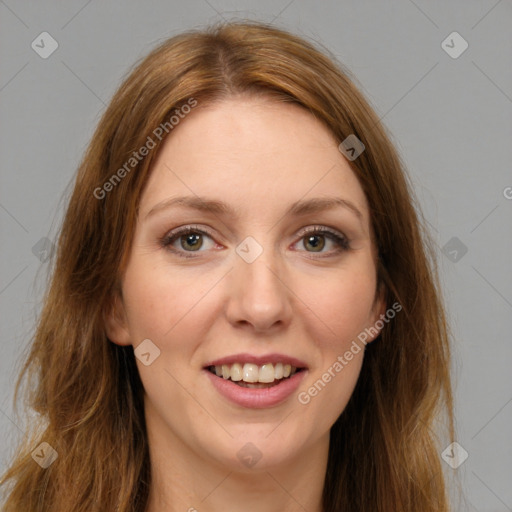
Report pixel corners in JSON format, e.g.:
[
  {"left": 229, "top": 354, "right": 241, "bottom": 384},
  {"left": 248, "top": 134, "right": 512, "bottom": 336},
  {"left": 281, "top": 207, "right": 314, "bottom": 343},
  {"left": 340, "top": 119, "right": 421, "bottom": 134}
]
[{"left": 204, "top": 369, "right": 307, "bottom": 409}]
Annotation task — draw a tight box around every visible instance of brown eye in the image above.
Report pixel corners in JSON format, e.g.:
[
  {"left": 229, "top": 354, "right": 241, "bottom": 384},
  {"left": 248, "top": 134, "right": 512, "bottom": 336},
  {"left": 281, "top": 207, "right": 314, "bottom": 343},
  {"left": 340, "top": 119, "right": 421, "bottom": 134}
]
[
  {"left": 303, "top": 234, "right": 325, "bottom": 252},
  {"left": 180, "top": 233, "right": 203, "bottom": 251},
  {"left": 160, "top": 226, "right": 217, "bottom": 258},
  {"left": 295, "top": 226, "right": 350, "bottom": 255}
]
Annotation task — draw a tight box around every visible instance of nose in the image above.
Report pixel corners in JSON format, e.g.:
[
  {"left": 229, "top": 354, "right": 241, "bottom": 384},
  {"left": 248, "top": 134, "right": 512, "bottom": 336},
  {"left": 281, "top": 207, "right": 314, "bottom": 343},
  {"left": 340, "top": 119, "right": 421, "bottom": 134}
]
[{"left": 224, "top": 242, "right": 293, "bottom": 333}]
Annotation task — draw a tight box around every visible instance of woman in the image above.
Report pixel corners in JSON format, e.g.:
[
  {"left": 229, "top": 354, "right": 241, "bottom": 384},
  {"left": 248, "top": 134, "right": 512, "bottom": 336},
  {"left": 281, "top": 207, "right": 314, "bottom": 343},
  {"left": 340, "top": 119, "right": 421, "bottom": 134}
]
[{"left": 1, "top": 20, "right": 455, "bottom": 511}]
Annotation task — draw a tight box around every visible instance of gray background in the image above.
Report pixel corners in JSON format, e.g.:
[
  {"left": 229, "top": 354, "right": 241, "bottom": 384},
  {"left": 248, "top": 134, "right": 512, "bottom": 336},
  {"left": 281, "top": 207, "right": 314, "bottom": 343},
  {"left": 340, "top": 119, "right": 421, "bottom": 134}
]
[{"left": 1, "top": 1, "right": 511, "bottom": 510}]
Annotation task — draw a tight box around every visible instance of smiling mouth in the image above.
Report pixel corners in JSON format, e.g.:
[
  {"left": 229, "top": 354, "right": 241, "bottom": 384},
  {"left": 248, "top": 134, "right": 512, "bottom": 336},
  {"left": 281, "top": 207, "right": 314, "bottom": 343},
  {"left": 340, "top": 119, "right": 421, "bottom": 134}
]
[{"left": 206, "top": 362, "right": 305, "bottom": 389}]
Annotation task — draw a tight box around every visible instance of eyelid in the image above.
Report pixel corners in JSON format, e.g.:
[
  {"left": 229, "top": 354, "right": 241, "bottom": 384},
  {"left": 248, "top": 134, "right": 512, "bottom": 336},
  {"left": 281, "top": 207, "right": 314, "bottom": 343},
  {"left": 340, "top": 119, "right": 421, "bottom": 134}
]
[
  {"left": 297, "top": 225, "right": 346, "bottom": 238},
  {"left": 162, "top": 224, "right": 215, "bottom": 237}
]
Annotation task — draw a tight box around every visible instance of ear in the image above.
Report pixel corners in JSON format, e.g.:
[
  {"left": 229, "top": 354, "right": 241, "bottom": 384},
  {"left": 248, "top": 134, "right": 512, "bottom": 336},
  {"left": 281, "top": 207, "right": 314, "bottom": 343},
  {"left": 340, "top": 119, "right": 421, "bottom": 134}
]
[
  {"left": 366, "top": 281, "right": 387, "bottom": 344},
  {"left": 104, "top": 292, "right": 131, "bottom": 346}
]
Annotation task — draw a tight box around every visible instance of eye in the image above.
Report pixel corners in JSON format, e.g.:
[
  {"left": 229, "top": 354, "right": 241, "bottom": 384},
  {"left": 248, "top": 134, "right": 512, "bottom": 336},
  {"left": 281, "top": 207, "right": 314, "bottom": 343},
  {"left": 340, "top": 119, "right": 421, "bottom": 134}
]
[
  {"left": 293, "top": 226, "right": 350, "bottom": 255},
  {"left": 159, "top": 224, "right": 351, "bottom": 259},
  {"left": 159, "top": 225, "right": 218, "bottom": 258}
]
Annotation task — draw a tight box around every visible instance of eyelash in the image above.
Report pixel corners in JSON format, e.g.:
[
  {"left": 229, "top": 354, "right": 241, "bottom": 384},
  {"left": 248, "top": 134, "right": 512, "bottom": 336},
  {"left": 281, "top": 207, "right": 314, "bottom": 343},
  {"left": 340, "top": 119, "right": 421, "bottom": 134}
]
[{"left": 159, "top": 225, "right": 351, "bottom": 259}]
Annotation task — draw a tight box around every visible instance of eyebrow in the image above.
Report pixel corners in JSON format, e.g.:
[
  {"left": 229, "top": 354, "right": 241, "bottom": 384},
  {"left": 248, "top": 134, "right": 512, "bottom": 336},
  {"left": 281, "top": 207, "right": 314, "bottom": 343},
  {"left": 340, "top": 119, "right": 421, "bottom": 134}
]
[{"left": 145, "top": 195, "right": 364, "bottom": 222}]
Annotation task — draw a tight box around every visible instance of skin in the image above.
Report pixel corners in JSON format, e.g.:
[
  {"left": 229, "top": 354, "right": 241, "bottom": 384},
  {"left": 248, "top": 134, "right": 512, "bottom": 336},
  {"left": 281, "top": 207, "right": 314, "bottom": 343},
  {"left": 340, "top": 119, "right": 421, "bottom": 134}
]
[{"left": 106, "top": 96, "right": 386, "bottom": 512}]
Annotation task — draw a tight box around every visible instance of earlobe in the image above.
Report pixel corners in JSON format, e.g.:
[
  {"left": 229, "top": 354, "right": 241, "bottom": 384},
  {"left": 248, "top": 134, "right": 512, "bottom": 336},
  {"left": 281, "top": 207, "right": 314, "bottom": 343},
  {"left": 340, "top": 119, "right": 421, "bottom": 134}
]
[{"left": 104, "top": 293, "right": 131, "bottom": 346}]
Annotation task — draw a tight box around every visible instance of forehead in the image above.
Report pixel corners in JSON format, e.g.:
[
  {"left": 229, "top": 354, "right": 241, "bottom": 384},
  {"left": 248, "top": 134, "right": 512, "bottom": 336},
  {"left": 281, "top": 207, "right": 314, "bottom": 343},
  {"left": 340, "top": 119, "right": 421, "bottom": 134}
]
[{"left": 139, "top": 97, "right": 370, "bottom": 227}]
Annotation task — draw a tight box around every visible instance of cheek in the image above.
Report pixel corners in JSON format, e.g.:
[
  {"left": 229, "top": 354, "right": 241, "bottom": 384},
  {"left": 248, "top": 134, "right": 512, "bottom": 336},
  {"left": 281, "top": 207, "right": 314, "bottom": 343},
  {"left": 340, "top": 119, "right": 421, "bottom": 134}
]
[
  {"left": 300, "top": 266, "right": 378, "bottom": 350},
  {"left": 121, "top": 259, "right": 220, "bottom": 342},
  {"left": 295, "top": 272, "right": 373, "bottom": 429}
]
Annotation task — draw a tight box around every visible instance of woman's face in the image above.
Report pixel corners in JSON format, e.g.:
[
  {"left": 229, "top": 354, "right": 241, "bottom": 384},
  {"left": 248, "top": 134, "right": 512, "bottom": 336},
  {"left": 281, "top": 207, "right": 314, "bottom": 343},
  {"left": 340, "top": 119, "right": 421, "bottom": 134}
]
[{"left": 107, "top": 96, "right": 385, "bottom": 471}]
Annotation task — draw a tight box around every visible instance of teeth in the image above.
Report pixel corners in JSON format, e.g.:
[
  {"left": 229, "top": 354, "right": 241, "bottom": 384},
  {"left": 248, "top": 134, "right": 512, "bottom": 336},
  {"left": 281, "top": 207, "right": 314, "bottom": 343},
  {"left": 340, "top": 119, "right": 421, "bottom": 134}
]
[
  {"left": 230, "top": 363, "right": 243, "bottom": 382},
  {"left": 274, "top": 362, "right": 284, "bottom": 379},
  {"left": 209, "top": 362, "right": 299, "bottom": 383},
  {"left": 258, "top": 363, "right": 275, "bottom": 383},
  {"left": 242, "top": 363, "right": 259, "bottom": 383}
]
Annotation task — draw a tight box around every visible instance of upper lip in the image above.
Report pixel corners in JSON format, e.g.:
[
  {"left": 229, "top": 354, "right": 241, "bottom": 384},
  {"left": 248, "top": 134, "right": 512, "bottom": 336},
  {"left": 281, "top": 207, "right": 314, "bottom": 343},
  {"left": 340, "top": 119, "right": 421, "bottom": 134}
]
[{"left": 204, "top": 352, "right": 308, "bottom": 369}]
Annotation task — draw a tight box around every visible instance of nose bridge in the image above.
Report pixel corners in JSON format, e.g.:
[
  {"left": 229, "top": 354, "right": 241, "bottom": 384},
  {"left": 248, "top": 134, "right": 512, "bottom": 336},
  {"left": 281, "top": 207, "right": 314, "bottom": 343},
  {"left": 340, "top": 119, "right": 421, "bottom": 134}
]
[{"left": 226, "top": 234, "right": 292, "bottom": 330}]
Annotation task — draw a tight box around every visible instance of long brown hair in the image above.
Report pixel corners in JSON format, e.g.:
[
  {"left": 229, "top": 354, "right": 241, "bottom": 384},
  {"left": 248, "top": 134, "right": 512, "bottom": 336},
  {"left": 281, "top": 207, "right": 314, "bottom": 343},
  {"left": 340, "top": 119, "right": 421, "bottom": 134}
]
[{"left": 1, "top": 20, "right": 455, "bottom": 511}]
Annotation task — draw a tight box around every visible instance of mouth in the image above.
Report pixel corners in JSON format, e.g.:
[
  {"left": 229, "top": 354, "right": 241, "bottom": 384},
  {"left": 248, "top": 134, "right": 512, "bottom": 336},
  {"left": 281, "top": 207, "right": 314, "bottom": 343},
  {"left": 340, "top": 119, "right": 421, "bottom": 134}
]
[
  {"left": 206, "top": 362, "right": 306, "bottom": 389},
  {"left": 203, "top": 354, "right": 308, "bottom": 408}
]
